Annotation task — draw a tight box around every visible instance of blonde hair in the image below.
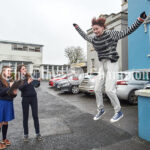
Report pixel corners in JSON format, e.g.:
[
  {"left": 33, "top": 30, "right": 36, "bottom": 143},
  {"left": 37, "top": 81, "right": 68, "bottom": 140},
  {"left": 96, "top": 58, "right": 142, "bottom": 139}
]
[{"left": 0, "top": 66, "right": 13, "bottom": 87}]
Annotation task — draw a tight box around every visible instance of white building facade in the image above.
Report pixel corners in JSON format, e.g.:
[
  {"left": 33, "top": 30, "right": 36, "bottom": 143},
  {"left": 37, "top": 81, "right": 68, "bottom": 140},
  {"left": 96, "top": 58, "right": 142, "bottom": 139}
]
[
  {"left": 40, "top": 64, "right": 70, "bottom": 80},
  {"left": 0, "top": 40, "right": 70, "bottom": 80},
  {"left": 0, "top": 40, "right": 43, "bottom": 77}
]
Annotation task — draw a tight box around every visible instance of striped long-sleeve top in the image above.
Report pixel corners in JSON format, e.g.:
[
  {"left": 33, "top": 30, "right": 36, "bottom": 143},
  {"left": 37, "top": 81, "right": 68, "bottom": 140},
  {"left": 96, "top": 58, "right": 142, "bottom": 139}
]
[{"left": 74, "top": 17, "right": 145, "bottom": 63}]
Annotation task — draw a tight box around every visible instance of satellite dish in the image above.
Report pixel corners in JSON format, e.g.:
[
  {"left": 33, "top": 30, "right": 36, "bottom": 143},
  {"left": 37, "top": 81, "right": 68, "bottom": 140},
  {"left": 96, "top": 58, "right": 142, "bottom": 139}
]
[{"left": 67, "top": 66, "right": 84, "bottom": 85}]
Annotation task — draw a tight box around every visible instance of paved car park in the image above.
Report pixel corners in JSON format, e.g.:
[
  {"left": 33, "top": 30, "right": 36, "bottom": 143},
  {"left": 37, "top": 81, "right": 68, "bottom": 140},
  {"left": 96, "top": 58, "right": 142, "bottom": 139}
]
[{"left": 6, "top": 81, "right": 150, "bottom": 150}]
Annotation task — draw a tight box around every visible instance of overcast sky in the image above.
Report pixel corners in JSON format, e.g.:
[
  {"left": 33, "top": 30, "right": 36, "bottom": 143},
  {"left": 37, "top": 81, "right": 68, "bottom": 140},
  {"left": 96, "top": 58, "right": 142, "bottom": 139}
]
[{"left": 0, "top": 0, "right": 122, "bottom": 65}]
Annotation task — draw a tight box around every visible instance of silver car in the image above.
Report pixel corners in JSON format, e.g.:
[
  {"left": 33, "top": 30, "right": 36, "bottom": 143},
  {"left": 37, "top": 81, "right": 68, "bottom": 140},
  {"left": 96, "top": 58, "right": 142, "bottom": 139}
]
[
  {"left": 79, "top": 69, "right": 150, "bottom": 104},
  {"left": 79, "top": 73, "right": 98, "bottom": 95},
  {"left": 116, "top": 69, "right": 150, "bottom": 104}
]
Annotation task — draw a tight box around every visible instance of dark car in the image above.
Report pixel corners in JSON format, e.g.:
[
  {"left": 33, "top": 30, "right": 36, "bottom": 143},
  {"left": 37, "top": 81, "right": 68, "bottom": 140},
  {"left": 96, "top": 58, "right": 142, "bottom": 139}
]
[
  {"left": 58, "top": 78, "right": 80, "bottom": 94},
  {"left": 54, "top": 79, "right": 68, "bottom": 89}
]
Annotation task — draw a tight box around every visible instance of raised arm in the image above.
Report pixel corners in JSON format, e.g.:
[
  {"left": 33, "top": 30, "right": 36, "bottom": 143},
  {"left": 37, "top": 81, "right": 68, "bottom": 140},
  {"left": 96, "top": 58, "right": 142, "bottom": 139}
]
[
  {"left": 108, "top": 12, "right": 147, "bottom": 41},
  {"left": 73, "top": 24, "right": 93, "bottom": 43}
]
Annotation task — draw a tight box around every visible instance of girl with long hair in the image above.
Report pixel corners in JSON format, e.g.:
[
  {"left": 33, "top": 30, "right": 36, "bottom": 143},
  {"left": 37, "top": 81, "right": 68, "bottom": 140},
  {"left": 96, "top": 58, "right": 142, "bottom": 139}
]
[
  {"left": 16, "top": 64, "right": 42, "bottom": 142},
  {"left": 0, "top": 66, "right": 17, "bottom": 149}
]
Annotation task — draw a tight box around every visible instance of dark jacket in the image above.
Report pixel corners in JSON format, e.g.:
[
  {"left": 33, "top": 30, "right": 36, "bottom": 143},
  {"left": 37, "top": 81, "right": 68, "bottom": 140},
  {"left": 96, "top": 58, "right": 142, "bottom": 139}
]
[
  {"left": 19, "top": 79, "right": 40, "bottom": 97},
  {"left": 0, "top": 80, "right": 16, "bottom": 101}
]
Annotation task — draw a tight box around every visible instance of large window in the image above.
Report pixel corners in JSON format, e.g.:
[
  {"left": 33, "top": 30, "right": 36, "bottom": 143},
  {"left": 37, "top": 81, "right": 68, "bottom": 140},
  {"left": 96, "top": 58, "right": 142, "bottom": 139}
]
[
  {"left": 12, "top": 44, "right": 28, "bottom": 51},
  {"left": 29, "top": 46, "right": 35, "bottom": 52},
  {"left": 35, "top": 47, "right": 41, "bottom": 52},
  {"left": 29, "top": 46, "right": 41, "bottom": 52},
  {"left": 12, "top": 44, "right": 41, "bottom": 52},
  {"left": 44, "top": 66, "right": 47, "bottom": 70},
  {"left": 49, "top": 66, "right": 52, "bottom": 71}
]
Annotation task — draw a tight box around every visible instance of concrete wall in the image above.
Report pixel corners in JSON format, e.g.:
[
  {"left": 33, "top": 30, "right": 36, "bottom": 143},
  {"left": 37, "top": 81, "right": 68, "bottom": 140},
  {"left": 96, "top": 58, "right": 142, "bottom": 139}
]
[{"left": 128, "top": 0, "right": 150, "bottom": 69}]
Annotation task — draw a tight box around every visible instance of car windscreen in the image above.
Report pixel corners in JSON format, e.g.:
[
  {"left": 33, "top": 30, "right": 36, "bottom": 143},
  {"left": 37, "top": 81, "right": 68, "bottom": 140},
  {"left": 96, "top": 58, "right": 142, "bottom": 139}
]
[{"left": 118, "top": 73, "right": 126, "bottom": 80}]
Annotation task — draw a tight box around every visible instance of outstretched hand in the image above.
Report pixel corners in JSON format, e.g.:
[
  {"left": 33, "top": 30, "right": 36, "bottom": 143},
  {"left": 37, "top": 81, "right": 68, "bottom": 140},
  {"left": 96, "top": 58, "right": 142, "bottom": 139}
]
[
  {"left": 73, "top": 23, "right": 78, "bottom": 28},
  {"left": 140, "top": 11, "right": 147, "bottom": 19}
]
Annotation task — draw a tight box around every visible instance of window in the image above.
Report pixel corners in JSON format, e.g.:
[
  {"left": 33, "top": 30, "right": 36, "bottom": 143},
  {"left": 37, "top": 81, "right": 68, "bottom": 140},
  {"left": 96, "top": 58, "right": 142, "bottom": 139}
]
[
  {"left": 12, "top": 44, "right": 28, "bottom": 51},
  {"left": 48, "top": 66, "right": 52, "bottom": 71},
  {"left": 29, "top": 47, "right": 35, "bottom": 52},
  {"left": 17, "top": 45, "right": 23, "bottom": 51},
  {"left": 29, "top": 46, "right": 41, "bottom": 52},
  {"left": 59, "top": 66, "right": 62, "bottom": 70},
  {"left": 23, "top": 46, "right": 28, "bottom": 51},
  {"left": 35, "top": 47, "right": 41, "bottom": 52},
  {"left": 12, "top": 44, "right": 17, "bottom": 50},
  {"left": 44, "top": 66, "right": 47, "bottom": 70},
  {"left": 118, "top": 73, "right": 127, "bottom": 80},
  {"left": 63, "top": 66, "right": 66, "bottom": 70},
  {"left": 33, "top": 70, "right": 40, "bottom": 78},
  {"left": 54, "top": 66, "right": 57, "bottom": 70},
  {"left": 2, "top": 62, "right": 9, "bottom": 66}
]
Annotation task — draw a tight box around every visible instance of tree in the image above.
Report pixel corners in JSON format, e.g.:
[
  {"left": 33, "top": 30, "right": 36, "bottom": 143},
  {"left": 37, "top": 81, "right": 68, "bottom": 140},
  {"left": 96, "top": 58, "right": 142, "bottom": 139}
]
[{"left": 64, "top": 46, "right": 85, "bottom": 64}]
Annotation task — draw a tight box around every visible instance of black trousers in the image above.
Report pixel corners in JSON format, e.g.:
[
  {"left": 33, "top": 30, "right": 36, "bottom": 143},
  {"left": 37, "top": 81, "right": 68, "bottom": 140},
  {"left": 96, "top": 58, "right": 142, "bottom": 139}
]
[{"left": 22, "top": 96, "right": 40, "bottom": 135}]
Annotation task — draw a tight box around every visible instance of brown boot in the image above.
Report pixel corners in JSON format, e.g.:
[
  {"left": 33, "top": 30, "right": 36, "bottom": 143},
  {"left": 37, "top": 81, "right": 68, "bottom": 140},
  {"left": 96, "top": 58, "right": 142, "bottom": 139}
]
[
  {"left": 2, "top": 139, "right": 11, "bottom": 146},
  {"left": 0, "top": 143, "right": 6, "bottom": 150}
]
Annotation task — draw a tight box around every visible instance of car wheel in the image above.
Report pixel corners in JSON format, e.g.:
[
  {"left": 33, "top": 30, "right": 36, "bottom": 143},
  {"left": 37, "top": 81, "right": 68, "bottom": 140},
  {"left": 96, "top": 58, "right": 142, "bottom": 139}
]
[
  {"left": 128, "top": 90, "right": 138, "bottom": 105},
  {"left": 71, "top": 85, "right": 79, "bottom": 94}
]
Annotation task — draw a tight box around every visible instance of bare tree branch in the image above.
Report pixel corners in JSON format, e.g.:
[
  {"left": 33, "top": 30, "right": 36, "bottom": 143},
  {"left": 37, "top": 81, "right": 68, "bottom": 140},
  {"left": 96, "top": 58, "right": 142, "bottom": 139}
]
[{"left": 64, "top": 46, "right": 85, "bottom": 64}]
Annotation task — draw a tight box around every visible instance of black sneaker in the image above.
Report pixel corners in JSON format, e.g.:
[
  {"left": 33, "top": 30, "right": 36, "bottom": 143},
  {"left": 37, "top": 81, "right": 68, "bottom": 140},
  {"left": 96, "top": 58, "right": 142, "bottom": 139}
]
[
  {"left": 23, "top": 135, "right": 29, "bottom": 142},
  {"left": 36, "top": 134, "right": 42, "bottom": 141}
]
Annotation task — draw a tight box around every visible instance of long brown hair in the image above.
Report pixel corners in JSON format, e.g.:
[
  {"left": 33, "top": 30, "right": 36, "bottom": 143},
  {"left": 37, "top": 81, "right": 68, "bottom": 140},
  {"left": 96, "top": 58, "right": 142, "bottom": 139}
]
[
  {"left": 0, "top": 66, "right": 13, "bottom": 87},
  {"left": 16, "top": 64, "right": 31, "bottom": 80}
]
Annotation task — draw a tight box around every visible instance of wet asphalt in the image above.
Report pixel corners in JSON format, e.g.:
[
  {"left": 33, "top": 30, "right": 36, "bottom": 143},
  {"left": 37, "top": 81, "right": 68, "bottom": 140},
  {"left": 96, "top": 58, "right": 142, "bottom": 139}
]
[{"left": 4, "top": 81, "right": 150, "bottom": 150}]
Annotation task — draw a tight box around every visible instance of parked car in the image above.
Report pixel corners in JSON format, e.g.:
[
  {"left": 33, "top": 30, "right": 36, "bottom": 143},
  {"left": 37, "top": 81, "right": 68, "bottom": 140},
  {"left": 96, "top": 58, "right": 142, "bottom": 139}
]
[
  {"left": 49, "top": 74, "right": 67, "bottom": 87},
  {"left": 58, "top": 78, "right": 80, "bottom": 94},
  {"left": 79, "top": 69, "right": 150, "bottom": 104},
  {"left": 79, "top": 73, "right": 98, "bottom": 95},
  {"left": 54, "top": 79, "right": 68, "bottom": 89},
  {"left": 116, "top": 69, "right": 150, "bottom": 104},
  {"left": 144, "top": 81, "right": 150, "bottom": 89}
]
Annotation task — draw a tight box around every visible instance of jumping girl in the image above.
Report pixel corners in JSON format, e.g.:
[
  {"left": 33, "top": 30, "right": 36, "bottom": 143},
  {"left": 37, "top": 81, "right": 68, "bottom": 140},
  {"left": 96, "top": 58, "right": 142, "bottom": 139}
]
[
  {"left": 16, "top": 64, "right": 42, "bottom": 142},
  {"left": 73, "top": 12, "right": 147, "bottom": 123},
  {"left": 0, "top": 66, "right": 17, "bottom": 149}
]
